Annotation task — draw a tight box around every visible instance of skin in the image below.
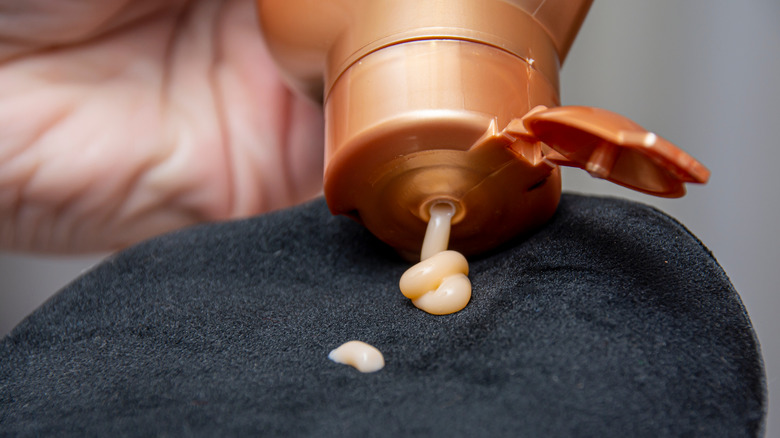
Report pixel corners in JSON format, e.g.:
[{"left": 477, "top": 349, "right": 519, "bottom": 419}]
[{"left": 0, "top": 0, "right": 324, "bottom": 253}]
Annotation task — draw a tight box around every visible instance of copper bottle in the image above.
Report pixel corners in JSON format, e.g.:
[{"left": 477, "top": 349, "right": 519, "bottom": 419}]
[{"left": 256, "top": 0, "right": 709, "bottom": 258}]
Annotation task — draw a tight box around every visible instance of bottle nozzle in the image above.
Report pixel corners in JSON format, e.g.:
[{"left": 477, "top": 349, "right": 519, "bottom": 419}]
[{"left": 323, "top": 39, "right": 562, "bottom": 258}]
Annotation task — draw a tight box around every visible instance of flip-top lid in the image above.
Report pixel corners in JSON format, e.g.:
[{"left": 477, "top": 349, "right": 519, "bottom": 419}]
[{"left": 511, "top": 105, "right": 710, "bottom": 197}]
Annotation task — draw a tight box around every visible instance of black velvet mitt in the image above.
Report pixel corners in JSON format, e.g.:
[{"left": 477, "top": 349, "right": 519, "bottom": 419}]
[{"left": 0, "top": 194, "right": 766, "bottom": 437}]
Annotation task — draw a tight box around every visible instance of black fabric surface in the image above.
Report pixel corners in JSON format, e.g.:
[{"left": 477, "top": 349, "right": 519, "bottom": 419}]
[{"left": 0, "top": 194, "right": 766, "bottom": 437}]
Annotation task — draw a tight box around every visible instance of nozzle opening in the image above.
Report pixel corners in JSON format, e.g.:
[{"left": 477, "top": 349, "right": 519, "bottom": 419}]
[{"left": 420, "top": 198, "right": 463, "bottom": 224}]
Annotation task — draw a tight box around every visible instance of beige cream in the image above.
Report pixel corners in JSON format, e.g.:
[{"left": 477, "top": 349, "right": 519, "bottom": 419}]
[
  {"left": 420, "top": 201, "right": 456, "bottom": 261},
  {"left": 399, "top": 201, "right": 472, "bottom": 315},
  {"left": 400, "top": 250, "right": 471, "bottom": 315},
  {"left": 328, "top": 340, "right": 385, "bottom": 373}
]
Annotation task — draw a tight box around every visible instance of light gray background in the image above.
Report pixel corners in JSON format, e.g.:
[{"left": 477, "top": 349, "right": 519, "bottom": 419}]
[{"left": 1, "top": 0, "right": 777, "bottom": 434}]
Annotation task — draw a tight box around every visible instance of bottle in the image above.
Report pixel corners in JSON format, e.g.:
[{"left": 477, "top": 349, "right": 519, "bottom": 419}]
[{"left": 256, "top": 0, "right": 708, "bottom": 259}]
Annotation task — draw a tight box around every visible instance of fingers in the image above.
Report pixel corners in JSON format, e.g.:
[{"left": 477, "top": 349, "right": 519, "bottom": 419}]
[
  {"left": 0, "top": 0, "right": 325, "bottom": 253},
  {"left": 204, "top": 0, "right": 323, "bottom": 216},
  {"left": 0, "top": 1, "right": 216, "bottom": 253},
  {"left": 0, "top": 0, "right": 191, "bottom": 61}
]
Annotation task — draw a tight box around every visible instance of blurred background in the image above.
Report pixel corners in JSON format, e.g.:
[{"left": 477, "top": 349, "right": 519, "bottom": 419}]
[{"left": 1, "top": 0, "right": 777, "bottom": 434}]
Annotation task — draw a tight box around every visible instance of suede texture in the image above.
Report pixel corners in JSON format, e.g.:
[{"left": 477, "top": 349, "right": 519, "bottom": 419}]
[{"left": 0, "top": 194, "right": 766, "bottom": 437}]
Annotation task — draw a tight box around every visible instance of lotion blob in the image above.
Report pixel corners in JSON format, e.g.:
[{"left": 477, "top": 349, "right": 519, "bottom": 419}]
[
  {"left": 399, "top": 201, "right": 472, "bottom": 315},
  {"left": 328, "top": 341, "right": 385, "bottom": 373}
]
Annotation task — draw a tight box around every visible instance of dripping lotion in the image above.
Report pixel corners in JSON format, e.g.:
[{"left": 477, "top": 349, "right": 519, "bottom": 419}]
[{"left": 400, "top": 201, "right": 472, "bottom": 315}]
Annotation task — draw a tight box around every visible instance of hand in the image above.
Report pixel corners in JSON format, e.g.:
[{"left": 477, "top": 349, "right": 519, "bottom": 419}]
[{"left": 0, "top": 0, "right": 324, "bottom": 253}]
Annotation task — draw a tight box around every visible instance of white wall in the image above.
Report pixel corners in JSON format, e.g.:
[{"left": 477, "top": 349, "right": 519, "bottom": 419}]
[
  {"left": 1, "top": 0, "right": 777, "bottom": 434},
  {"left": 560, "top": 1, "right": 780, "bottom": 435}
]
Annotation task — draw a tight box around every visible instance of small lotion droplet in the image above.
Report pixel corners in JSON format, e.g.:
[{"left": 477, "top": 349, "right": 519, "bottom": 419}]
[{"left": 328, "top": 340, "right": 385, "bottom": 373}]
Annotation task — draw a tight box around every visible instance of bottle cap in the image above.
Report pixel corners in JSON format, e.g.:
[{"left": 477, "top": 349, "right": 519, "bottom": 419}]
[{"left": 513, "top": 105, "right": 710, "bottom": 197}]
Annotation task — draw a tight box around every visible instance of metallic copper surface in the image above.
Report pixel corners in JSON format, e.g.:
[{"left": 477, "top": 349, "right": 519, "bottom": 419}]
[{"left": 256, "top": 0, "right": 708, "bottom": 258}]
